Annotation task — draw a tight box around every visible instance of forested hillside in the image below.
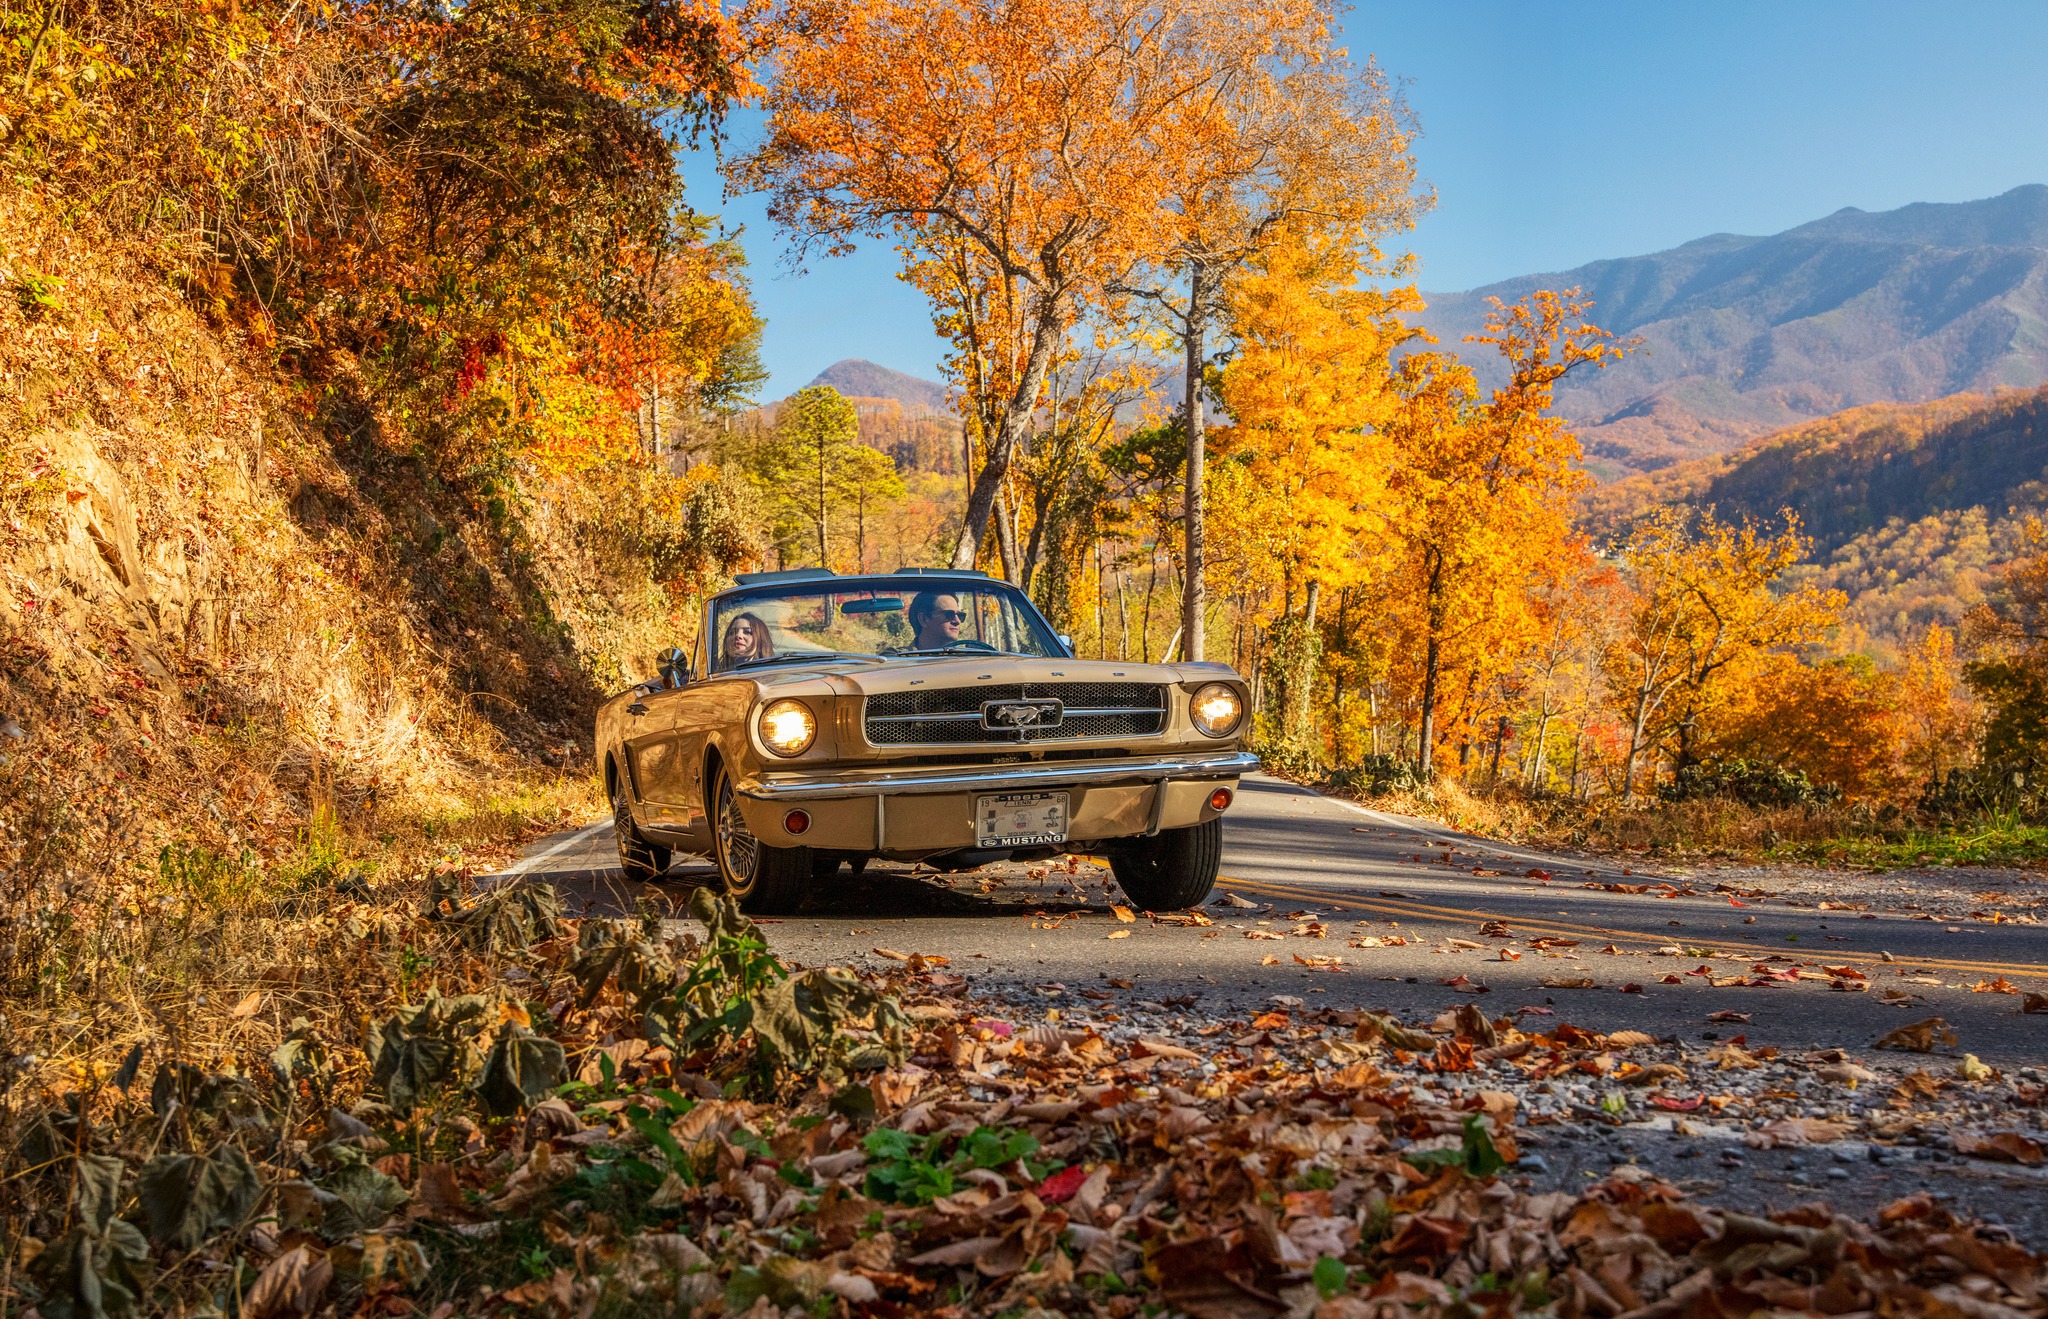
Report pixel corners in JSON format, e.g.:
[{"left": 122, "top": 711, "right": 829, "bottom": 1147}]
[
  {"left": 1584, "top": 386, "right": 2048, "bottom": 647},
  {"left": 0, "top": 1, "right": 773, "bottom": 896},
  {"left": 1418, "top": 186, "right": 2048, "bottom": 476}
]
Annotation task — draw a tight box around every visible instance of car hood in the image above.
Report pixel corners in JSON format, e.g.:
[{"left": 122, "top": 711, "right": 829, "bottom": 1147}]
[{"left": 747, "top": 654, "right": 1237, "bottom": 696}]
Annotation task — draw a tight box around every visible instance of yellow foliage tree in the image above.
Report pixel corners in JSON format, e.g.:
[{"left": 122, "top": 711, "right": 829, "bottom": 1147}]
[{"left": 1606, "top": 507, "right": 1843, "bottom": 798}]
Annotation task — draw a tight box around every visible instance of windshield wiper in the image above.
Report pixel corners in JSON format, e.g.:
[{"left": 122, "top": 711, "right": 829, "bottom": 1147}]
[
  {"left": 729, "top": 651, "right": 879, "bottom": 670},
  {"left": 893, "top": 643, "right": 1015, "bottom": 657}
]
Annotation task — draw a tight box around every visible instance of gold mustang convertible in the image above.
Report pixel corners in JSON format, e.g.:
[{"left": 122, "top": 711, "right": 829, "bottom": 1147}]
[{"left": 595, "top": 568, "right": 1257, "bottom": 913}]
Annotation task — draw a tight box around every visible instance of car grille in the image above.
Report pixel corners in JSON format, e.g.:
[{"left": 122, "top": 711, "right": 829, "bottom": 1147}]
[{"left": 864, "top": 682, "right": 1168, "bottom": 745}]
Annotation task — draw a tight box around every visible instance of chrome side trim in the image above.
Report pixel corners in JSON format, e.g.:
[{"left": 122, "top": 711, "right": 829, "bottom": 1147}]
[{"left": 737, "top": 750, "right": 1260, "bottom": 801}]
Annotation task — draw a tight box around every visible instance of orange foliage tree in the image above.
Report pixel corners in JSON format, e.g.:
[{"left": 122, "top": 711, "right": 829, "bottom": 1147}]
[
  {"left": 1383, "top": 290, "right": 1626, "bottom": 778},
  {"left": 740, "top": 0, "right": 1401, "bottom": 577}
]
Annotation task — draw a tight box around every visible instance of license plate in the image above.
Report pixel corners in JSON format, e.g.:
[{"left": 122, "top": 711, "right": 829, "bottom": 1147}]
[{"left": 975, "top": 791, "right": 1069, "bottom": 848}]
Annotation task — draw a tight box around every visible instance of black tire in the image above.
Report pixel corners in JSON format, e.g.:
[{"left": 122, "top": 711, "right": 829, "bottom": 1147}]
[
  {"left": 1107, "top": 817, "right": 1222, "bottom": 911},
  {"left": 712, "top": 767, "right": 810, "bottom": 913},
  {"left": 810, "top": 854, "right": 870, "bottom": 881},
  {"left": 611, "top": 769, "right": 670, "bottom": 883}
]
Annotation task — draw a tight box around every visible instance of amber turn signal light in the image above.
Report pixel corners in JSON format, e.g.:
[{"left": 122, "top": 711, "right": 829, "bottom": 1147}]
[
  {"left": 1208, "top": 787, "right": 1234, "bottom": 811},
  {"left": 784, "top": 809, "right": 811, "bottom": 835}
]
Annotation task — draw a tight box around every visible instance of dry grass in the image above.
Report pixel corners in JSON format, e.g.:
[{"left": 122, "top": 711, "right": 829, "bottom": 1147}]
[{"left": 1335, "top": 777, "right": 1989, "bottom": 869}]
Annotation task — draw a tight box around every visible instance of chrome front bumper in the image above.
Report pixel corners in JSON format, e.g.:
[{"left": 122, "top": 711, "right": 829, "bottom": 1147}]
[
  {"left": 733, "top": 749, "right": 1260, "bottom": 852},
  {"left": 736, "top": 749, "right": 1260, "bottom": 801}
]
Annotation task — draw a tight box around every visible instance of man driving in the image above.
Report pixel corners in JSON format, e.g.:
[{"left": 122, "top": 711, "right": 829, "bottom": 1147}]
[{"left": 907, "top": 591, "right": 967, "bottom": 650}]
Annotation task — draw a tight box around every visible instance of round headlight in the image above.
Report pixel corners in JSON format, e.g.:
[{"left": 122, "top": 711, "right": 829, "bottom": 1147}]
[
  {"left": 1191, "top": 683, "right": 1243, "bottom": 737},
  {"left": 758, "top": 699, "right": 817, "bottom": 756}
]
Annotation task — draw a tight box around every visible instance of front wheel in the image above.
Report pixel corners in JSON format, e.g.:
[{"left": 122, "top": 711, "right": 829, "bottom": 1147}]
[
  {"left": 1106, "top": 817, "right": 1222, "bottom": 911},
  {"left": 712, "top": 768, "right": 811, "bottom": 914},
  {"left": 612, "top": 772, "right": 671, "bottom": 883}
]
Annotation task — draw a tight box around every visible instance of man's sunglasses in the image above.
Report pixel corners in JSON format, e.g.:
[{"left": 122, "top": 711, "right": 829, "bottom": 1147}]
[{"left": 931, "top": 609, "right": 968, "bottom": 623}]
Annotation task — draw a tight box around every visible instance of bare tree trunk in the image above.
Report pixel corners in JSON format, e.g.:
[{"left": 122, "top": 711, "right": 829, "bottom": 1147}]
[
  {"left": 1140, "top": 544, "right": 1158, "bottom": 663},
  {"left": 952, "top": 309, "right": 1062, "bottom": 570},
  {"left": 1528, "top": 708, "right": 1553, "bottom": 790},
  {"left": 994, "top": 486, "right": 1020, "bottom": 583},
  {"left": 1417, "top": 554, "right": 1444, "bottom": 779},
  {"left": 1115, "top": 549, "right": 1130, "bottom": 660},
  {"left": 1181, "top": 264, "right": 1218, "bottom": 663},
  {"left": 817, "top": 434, "right": 829, "bottom": 568},
  {"left": 1622, "top": 683, "right": 1654, "bottom": 802}
]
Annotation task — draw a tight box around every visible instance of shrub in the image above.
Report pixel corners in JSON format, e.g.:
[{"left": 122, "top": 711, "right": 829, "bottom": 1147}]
[{"left": 1658, "top": 758, "right": 1842, "bottom": 808}]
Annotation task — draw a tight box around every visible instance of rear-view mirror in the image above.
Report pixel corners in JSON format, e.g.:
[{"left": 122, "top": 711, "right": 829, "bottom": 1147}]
[{"left": 841, "top": 597, "right": 903, "bottom": 615}]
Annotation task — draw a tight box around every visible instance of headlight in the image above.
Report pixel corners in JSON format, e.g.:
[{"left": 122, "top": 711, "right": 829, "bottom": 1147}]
[
  {"left": 1190, "top": 683, "right": 1243, "bottom": 737},
  {"left": 758, "top": 699, "right": 817, "bottom": 756}
]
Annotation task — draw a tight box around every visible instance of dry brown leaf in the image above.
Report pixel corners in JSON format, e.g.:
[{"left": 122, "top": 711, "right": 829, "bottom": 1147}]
[
  {"left": 1132, "top": 1035, "right": 1200, "bottom": 1060},
  {"left": 1875, "top": 1017, "right": 1958, "bottom": 1052},
  {"left": 1817, "top": 1062, "right": 1881, "bottom": 1087},
  {"left": 1955, "top": 1131, "right": 2045, "bottom": 1166},
  {"left": 1541, "top": 975, "right": 1599, "bottom": 989},
  {"left": 1604, "top": 1030, "right": 1655, "bottom": 1049},
  {"left": 246, "top": 1245, "right": 332, "bottom": 1318},
  {"left": 1970, "top": 977, "right": 2019, "bottom": 994},
  {"left": 2025, "top": 992, "right": 2048, "bottom": 1014},
  {"left": 1754, "top": 1116, "right": 1847, "bottom": 1146},
  {"left": 872, "top": 947, "right": 911, "bottom": 961},
  {"left": 1111, "top": 905, "right": 1136, "bottom": 923},
  {"left": 229, "top": 991, "right": 264, "bottom": 1020},
  {"left": 1707, "top": 1043, "right": 1762, "bottom": 1070},
  {"left": 1106, "top": 930, "right": 1131, "bottom": 940}
]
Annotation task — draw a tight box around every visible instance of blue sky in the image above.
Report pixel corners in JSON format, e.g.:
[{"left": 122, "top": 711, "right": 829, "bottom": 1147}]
[{"left": 689, "top": 0, "right": 2048, "bottom": 400}]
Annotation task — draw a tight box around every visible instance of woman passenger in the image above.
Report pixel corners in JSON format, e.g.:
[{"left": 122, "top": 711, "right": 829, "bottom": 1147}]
[{"left": 722, "top": 612, "right": 774, "bottom": 667}]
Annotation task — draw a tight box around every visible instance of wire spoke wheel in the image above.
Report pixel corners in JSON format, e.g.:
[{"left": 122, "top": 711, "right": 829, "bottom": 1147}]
[
  {"left": 611, "top": 768, "right": 669, "bottom": 882},
  {"left": 712, "top": 767, "right": 808, "bottom": 913},
  {"left": 717, "top": 776, "right": 759, "bottom": 882}
]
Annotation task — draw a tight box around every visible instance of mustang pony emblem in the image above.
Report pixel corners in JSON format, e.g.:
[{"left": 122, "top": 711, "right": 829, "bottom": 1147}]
[{"left": 980, "top": 697, "right": 1065, "bottom": 734}]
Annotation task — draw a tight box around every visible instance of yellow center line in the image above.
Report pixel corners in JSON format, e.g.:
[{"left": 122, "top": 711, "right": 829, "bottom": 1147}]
[{"left": 1220, "top": 876, "right": 2048, "bottom": 982}]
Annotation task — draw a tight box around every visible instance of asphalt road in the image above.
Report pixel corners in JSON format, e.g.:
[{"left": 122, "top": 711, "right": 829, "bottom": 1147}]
[{"left": 501, "top": 773, "right": 2048, "bottom": 1067}]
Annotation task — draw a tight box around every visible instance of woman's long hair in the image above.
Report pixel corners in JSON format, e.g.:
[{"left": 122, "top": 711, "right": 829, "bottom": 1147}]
[{"left": 722, "top": 611, "right": 775, "bottom": 664}]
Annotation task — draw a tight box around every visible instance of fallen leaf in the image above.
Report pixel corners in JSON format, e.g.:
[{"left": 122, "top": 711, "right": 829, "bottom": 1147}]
[
  {"left": 1106, "top": 930, "right": 1131, "bottom": 940},
  {"left": 246, "top": 1245, "right": 331, "bottom": 1318},
  {"left": 2025, "top": 992, "right": 2048, "bottom": 1014},
  {"left": 1706, "top": 1010, "right": 1752, "bottom": 1023},
  {"left": 1707, "top": 1043, "right": 1762, "bottom": 1070},
  {"left": 1111, "top": 905, "right": 1136, "bottom": 923},
  {"left": 1955, "top": 1053, "right": 1997, "bottom": 1082},
  {"left": 1755, "top": 1116, "right": 1846, "bottom": 1146},
  {"left": 1970, "top": 977, "right": 2019, "bottom": 994},
  {"left": 1540, "top": 975, "right": 1599, "bottom": 989},
  {"left": 1955, "top": 1131, "right": 2044, "bottom": 1166},
  {"left": 1875, "top": 1017, "right": 1958, "bottom": 1053}
]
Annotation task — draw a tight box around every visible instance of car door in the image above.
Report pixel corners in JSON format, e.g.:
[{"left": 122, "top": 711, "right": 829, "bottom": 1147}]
[{"left": 623, "top": 681, "right": 692, "bottom": 821}]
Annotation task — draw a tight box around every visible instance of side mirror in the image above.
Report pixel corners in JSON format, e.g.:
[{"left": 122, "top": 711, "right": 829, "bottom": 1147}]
[
  {"left": 1057, "top": 633, "right": 1074, "bottom": 657},
  {"left": 657, "top": 646, "right": 690, "bottom": 688}
]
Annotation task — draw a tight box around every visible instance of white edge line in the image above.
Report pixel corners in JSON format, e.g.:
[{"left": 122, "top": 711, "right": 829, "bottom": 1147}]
[
  {"left": 1251, "top": 772, "right": 1621, "bottom": 873},
  {"left": 490, "top": 819, "right": 612, "bottom": 879}
]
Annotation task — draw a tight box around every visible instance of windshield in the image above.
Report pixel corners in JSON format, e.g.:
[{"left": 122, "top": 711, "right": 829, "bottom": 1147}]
[{"left": 708, "top": 578, "right": 1063, "bottom": 673}]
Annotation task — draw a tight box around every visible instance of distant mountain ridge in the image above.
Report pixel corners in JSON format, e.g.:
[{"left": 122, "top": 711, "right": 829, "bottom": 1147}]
[
  {"left": 805, "top": 359, "right": 952, "bottom": 414},
  {"left": 1581, "top": 385, "right": 2048, "bottom": 650},
  {"left": 1418, "top": 185, "right": 2048, "bottom": 479}
]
